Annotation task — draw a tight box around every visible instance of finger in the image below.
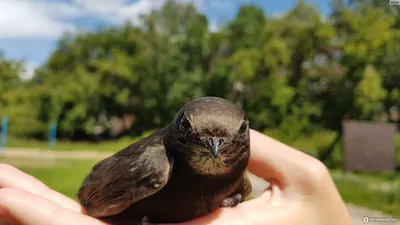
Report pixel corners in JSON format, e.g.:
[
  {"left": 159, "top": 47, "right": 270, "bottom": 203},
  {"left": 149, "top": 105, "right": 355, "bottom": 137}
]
[
  {"left": 0, "top": 188, "right": 108, "bottom": 225},
  {"left": 165, "top": 188, "right": 295, "bottom": 225},
  {"left": 247, "top": 130, "right": 353, "bottom": 224},
  {"left": 247, "top": 129, "right": 331, "bottom": 197},
  {"left": 0, "top": 164, "right": 85, "bottom": 213}
]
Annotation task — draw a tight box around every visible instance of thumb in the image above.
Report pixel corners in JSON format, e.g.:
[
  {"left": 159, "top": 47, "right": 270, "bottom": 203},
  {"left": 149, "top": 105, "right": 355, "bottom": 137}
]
[{"left": 247, "top": 129, "right": 330, "bottom": 198}]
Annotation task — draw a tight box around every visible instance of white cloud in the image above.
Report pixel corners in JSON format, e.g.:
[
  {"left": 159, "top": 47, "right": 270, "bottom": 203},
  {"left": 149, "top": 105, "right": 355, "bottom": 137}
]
[
  {"left": 0, "top": 0, "right": 207, "bottom": 39},
  {"left": 96, "top": 0, "right": 205, "bottom": 25},
  {"left": 0, "top": 0, "right": 168, "bottom": 39},
  {"left": 35, "top": 1, "right": 87, "bottom": 18},
  {"left": 207, "top": 0, "right": 233, "bottom": 9},
  {"left": 209, "top": 19, "right": 219, "bottom": 32},
  {"left": 74, "top": 0, "right": 128, "bottom": 14},
  {"left": 116, "top": 0, "right": 166, "bottom": 25},
  {"left": 71, "top": 0, "right": 157, "bottom": 24},
  {"left": 0, "top": 0, "right": 80, "bottom": 39},
  {"left": 20, "top": 61, "right": 39, "bottom": 80}
]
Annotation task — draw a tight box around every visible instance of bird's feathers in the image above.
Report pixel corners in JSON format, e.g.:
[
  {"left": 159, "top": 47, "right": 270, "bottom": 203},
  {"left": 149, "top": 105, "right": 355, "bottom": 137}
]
[{"left": 77, "top": 128, "right": 174, "bottom": 218}]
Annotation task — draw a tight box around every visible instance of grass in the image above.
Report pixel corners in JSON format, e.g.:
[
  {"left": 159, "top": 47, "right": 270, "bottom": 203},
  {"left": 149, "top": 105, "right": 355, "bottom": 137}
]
[
  {"left": 0, "top": 157, "right": 98, "bottom": 200},
  {"left": 331, "top": 170, "right": 400, "bottom": 218}
]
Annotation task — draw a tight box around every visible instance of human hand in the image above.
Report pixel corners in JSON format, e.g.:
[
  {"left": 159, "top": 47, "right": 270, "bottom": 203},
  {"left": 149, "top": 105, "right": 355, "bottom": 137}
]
[
  {"left": 167, "top": 129, "right": 353, "bottom": 225},
  {"left": 0, "top": 129, "right": 353, "bottom": 225},
  {"left": 0, "top": 163, "right": 110, "bottom": 225}
]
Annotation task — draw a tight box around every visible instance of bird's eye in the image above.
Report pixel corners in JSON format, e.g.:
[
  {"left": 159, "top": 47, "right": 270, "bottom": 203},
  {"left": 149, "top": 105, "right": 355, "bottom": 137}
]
[
  {"left": 238, "top": 121, "right": 248, "bottom": 134},
  {"left": 179, "top": 116, "right": 191, "bottom": 133}
]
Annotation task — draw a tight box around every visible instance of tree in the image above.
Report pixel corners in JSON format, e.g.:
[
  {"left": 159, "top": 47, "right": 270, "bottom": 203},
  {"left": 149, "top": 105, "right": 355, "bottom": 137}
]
[
  {"left": 0, "top": 52, "right": 22, "bottom": 94},
  {"left": 1, "top": 0, "right": 399, "bottom": 144},
  {"left": 354, "top": 65, "right": 387, "bottom": 120},
  {"left": 0, "top": 53, "right": 49, "bottom": 138}
]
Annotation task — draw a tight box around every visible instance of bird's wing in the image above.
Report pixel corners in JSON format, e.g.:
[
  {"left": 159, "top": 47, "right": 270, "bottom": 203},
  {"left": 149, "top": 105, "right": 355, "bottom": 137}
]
[{"left": 77, "top": 129, "right": 174, "bottom": 218}]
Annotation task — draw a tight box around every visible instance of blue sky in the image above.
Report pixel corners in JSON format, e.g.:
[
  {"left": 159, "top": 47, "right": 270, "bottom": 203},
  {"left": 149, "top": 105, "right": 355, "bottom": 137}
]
[{"left": 0, "top": 0, "right": 332, "bottom": 78}]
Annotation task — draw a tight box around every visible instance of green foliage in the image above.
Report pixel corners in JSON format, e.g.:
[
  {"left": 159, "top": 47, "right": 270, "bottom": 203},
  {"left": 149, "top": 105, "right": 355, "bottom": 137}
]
[
  {"left": 0, "top": 0, "right": 399, "bottom": 142},
  {"left": 1, "top": 86, "right": 49, "bottom": 137},
  {"left": 331, "top": 170, "right": 400, "bottom": 218},
  {"left": 354, "top": 65, "right": 387, "bottom": 119},
  {"left": 226, "top": 5, "right": 267, "bottom": 50},
  {"left": 0, "top": 53, "right": 23, "bottom": 93},
  {"left": 340, "top": 5, "right": 396, "bottom": 66},
  {"left": 12, "top": 159, "right": 99, "bottom": 199}
]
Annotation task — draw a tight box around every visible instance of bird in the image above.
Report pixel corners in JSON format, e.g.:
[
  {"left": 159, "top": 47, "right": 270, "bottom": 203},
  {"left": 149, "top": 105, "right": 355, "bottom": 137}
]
[{"left": 77, "top": 96, "right": 252, "bottom": 225}]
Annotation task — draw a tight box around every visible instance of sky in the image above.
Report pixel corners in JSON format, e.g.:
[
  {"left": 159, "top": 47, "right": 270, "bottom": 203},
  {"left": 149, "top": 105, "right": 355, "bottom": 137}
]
[{"left": 0, "top": 0, "right": 332, "bottom": 79}]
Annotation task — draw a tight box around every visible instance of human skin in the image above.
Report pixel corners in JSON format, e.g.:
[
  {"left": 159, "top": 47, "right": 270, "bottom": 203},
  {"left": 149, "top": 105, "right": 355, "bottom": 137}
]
[{"left": 0, "top": 129, "right": 353, "bottom": 225}]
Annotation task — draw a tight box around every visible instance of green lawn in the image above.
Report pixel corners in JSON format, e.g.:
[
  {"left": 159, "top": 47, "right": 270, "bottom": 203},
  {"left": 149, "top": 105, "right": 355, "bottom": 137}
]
[
  {"left": 0, "top": 157, "right": 98, "bottom": 200},
  {"left": 331, "top": 170, "right": 400, "bottom": 218}
]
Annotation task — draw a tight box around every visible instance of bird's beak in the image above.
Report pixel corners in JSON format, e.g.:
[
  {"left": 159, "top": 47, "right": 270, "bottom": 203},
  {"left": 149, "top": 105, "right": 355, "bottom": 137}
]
[
  {"left": 207, "top": 137, "right": 223, "bottom": 159},
  {"left": 211, "top": 144, "right": 220, "bottom": 159}
]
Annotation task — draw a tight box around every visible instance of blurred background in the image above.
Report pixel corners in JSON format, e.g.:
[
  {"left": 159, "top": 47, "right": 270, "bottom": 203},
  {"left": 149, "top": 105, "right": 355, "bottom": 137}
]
[{"left": 0, "top": 0, "right": 399, "bottom": 222}]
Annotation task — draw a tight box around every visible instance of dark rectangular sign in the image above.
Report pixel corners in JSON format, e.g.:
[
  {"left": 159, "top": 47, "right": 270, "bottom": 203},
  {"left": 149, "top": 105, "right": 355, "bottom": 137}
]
[{"left": 342, "top": 120, "right": 397, "bottom": 172}]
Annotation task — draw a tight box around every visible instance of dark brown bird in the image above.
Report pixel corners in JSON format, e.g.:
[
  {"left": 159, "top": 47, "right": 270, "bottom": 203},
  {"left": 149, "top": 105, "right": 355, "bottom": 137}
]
[{"left": 77, "top": 97, "right": 252, "bottom": 225}]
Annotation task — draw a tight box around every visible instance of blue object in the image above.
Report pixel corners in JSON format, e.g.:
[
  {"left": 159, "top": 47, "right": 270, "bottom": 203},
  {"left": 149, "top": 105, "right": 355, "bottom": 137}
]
[
  {"left": 49, "top": 122, "right": 57, "bottom": 149},
  {"left": 1, "top": 116, "right": 8, "bottom": 150}
]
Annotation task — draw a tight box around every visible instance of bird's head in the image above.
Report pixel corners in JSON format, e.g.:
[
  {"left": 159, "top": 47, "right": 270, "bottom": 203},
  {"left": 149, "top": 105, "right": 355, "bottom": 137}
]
[{"left": 169, "top": 97, "right": 250, "bottom": 176}]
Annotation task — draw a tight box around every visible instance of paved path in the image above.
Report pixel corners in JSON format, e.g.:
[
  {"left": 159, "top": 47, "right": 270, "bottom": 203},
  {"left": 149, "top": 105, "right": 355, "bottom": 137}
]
[
  {"left": 1, "top": 148, "right": 399, "bottom": 224},
  {"left": 0, "top": 147, "right": 112, "bottom": 159}
]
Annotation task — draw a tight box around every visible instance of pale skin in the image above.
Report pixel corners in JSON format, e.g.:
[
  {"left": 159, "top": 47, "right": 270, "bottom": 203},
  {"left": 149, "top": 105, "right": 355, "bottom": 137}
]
[{"left": 0, "top": 129, "right": 353, "bottom": 225}]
